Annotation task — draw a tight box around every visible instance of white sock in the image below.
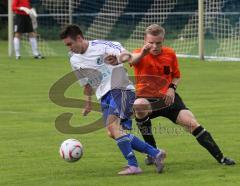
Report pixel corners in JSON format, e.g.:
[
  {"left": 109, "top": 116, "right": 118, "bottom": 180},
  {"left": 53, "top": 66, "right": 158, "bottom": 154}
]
[
  {"left": 13, "top": 37, "right": 20, "bottom": 57},
  {"left": 29, "top": 37, "right": 39, "bottom": 56}
]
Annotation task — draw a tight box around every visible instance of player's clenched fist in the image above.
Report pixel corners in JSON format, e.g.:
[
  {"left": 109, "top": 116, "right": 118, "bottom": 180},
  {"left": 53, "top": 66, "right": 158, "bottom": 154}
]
[
  {"left": 141, "top": 43, "right": 152, "bottom": 56},
  {"left": 104, "top": 54, "right": 118, "bottom": 65}
]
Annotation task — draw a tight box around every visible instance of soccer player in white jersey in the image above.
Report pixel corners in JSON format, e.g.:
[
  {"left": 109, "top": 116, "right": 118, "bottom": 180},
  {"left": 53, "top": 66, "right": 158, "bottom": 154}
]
[{"left": 60, "top": 24, "right": 166, "bottom": 175}]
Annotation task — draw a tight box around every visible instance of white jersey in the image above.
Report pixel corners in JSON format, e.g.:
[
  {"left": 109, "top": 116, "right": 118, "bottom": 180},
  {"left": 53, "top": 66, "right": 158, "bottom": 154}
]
[{"left": 70, "top": 40, "right": 135, "bottom": 100}]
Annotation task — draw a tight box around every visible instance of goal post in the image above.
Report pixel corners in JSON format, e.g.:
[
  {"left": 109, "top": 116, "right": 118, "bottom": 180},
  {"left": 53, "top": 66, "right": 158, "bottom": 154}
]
[
  {"left": 8, "top": 0, "right": 13, "bottom": 57},
  {"left": 198, "top": 0, "right": 204, "bottom": 60}
]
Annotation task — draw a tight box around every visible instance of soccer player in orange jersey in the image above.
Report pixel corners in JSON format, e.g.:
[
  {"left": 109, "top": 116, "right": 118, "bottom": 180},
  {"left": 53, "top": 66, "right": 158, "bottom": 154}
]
[{"left": 121, "top": 24, "right": 235, "bottom": 165}]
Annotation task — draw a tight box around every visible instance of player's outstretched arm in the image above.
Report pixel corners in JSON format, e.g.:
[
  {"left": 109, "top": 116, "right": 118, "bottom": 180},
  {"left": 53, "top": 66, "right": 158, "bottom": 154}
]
[{"left": 118, "top": 51, "right": 133, "bottom": 63}]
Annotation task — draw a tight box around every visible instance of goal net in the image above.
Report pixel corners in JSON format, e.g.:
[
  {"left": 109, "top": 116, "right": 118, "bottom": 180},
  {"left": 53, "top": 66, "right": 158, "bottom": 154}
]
[{"left": 11, "top": 0, "right": 240, "bottom": 61}]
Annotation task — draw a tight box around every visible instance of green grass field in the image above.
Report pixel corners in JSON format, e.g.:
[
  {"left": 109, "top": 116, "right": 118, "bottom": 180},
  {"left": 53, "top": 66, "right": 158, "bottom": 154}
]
[{"left": 0, "top": 47, "right": 240, "bottom": 186}]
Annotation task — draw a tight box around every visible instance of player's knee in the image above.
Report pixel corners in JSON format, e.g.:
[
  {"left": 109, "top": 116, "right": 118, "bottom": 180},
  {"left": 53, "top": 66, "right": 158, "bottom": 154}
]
[
  {"left": 181, "top": 118, "right": 199, "bottom": 133},
  {"left": 106, "top": 123, "right": 119, "bottom": 139},
  {"left": 176, "top": 110, "right": 200, "bottom": 133},
  {"left": 133, "top": 98, "right": 151, "bottom": 119},
  {"left": 187, "top": 118, "right": 200, "bottom": 132},
  {"left": 28, "top": 32, "right": 36, "bottom": 38},
  {"left": 106, "top": 126, "right": 115, "bottom": 139},
  {"left": 106, "top": 124, "right": 114, "bottom": 133},
  {"left": 14, "top": 33, "right": 21, "bottom": 38},
  {"left": 107, "top": 130, "right": 114, "bottom": 139}
]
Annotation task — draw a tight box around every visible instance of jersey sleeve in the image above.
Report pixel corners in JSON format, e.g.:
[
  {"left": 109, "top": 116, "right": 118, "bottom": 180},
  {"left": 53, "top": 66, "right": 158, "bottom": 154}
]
[
  {"left": 73, "top": 69, "right": 89, "bottom": 87},
  {"left": 105, "top": 41, "right": 125, "bottom": 55}
]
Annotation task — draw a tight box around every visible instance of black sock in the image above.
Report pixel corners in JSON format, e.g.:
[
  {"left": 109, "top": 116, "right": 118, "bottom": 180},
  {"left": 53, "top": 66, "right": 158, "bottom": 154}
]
[
  {"left": 136, "top": 116, "right": 157, "bottom": 148},
  {"left": 192, "top": 126, "right": 223, "bottom": 162}
]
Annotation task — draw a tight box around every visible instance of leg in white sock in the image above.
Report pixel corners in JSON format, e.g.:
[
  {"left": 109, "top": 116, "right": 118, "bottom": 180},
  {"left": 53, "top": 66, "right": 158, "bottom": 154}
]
[
  {"left": 29, "top": 37, "right": 39, "bottom": 56},
  {"left": 13, "top": 34, "right": 21, "bottom": 57},
  {"left": 29, "top": 32, "right": 40, "bottom": 56}
]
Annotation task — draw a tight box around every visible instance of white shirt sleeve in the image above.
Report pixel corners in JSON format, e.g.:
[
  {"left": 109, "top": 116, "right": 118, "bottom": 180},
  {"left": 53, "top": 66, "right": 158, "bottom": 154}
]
[{"left": 105, "top": 41, "right": 125, "bottom": 55}]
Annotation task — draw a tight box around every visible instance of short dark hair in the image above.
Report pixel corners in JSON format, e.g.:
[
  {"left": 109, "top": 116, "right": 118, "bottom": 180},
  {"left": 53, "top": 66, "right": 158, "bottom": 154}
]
[{"left": 59, "top": 24, "right": 84, "bottom": 40}]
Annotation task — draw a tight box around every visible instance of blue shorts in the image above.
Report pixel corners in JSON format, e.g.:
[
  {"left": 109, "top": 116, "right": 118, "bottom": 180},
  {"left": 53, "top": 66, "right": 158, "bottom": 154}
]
[{"left": 100, "top": 89, "right": 135, "bottom": 130}]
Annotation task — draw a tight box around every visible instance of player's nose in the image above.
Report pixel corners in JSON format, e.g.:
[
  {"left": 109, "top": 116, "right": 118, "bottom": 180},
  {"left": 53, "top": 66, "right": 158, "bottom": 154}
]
[{"left": 152, "top": 43, "right": 157, "bottom": 48}]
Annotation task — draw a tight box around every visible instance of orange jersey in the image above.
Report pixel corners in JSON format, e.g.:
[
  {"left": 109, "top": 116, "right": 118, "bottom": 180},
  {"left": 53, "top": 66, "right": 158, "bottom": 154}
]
[{"left": 132, "top": 47, "right": 180, "bottom": 98}]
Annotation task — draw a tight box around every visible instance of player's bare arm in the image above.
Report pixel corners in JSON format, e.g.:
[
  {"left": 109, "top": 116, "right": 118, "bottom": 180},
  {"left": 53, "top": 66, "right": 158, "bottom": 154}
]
[
  {"left": 164, "top": 78, "right": 180, "bottom": 106},
  {"left": 119, "top": 51, "right": 133, "bottom": 63},
  {"left": 104, "top": 50, "right": 132, "bottom": 65},
  {"left": 130, "top": 43, "right": 152, "bottom": 64},
  {"left": 82, "top": 84, "right": 93, "bottom": 116}
]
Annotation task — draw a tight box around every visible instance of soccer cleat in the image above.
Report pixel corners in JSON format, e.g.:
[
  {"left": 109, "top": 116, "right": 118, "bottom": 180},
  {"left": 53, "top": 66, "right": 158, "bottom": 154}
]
[
  {"left": 118, "top": 166, "right": 143, "bottom": 175},
  {"left": 220, "top": 157, "right": 236, "bottom": 165},
  {"left": 154, "top": 149, "right": 166, "bottom": 173},
  {"left": 34, "top": 54, "right": 44, "bottom": 59},
  {"left": 145, "top": 155, "right": 155, "bottom": 165},
  {"left": 16, "top": 56, "right": 21, "bottom": 60}
]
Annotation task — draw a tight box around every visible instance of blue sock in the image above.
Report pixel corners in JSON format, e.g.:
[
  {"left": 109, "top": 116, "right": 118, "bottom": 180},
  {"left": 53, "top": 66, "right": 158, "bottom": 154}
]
[
  {"left": 128, "top": 134, "right": 160, "bottom": 157},
  {"left": 116, "top": 135, "right": 138, "bottom": 167}
]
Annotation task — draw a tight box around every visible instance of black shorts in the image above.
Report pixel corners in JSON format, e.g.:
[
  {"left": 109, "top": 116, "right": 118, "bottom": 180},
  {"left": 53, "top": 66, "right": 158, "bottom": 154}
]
[
  {"left": 146, "top": 93, "right": 188, "bottom": 123},
  {"left": 14, "top": 14, "right": 33, "bottom": 33}
]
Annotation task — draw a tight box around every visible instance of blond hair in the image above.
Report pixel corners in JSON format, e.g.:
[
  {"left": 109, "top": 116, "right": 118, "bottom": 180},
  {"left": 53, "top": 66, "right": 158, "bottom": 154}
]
[{"left": 145, "top": 24, "right": 165, "bottom": 37}]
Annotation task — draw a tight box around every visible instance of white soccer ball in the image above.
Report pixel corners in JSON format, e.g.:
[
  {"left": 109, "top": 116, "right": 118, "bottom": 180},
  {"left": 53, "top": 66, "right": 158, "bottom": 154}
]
[{"left": 59, "top": 139, "right": 83, "bottom": 162}]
